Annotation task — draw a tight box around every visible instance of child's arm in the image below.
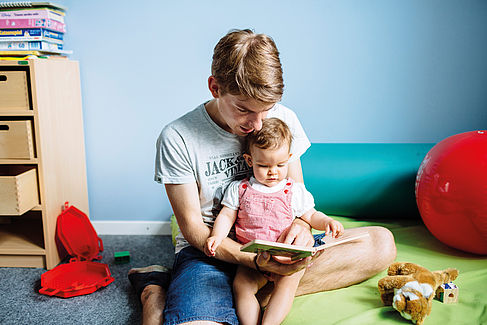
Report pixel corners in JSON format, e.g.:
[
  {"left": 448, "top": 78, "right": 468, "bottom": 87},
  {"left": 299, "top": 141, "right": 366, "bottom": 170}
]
[
  {"left": 205, "top": 206, "right": 238, "bottom": 256},
  {"left": 299, "top": 208, "right": 344, "bottom": 238}
]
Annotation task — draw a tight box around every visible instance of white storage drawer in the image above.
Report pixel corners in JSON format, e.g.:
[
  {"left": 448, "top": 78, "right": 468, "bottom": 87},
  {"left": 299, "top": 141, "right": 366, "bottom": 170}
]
[
  {"left": 0, "top": 70, "right": 30, "bottom": 111},
  {"left": 0, "top": 120, "right": 35, "bottom": 159},
  {"left": 0, "top": 166, "right": 39, "bottom": 215}
]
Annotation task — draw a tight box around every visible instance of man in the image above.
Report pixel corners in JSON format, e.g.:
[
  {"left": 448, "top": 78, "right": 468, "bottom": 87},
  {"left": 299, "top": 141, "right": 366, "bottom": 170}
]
[{"left": 129, "top": 29, "right": 396, "bottom": 325}]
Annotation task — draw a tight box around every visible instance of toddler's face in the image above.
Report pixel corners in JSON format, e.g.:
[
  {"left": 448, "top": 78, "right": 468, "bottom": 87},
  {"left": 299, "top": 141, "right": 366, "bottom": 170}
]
[{"left": 244, "top": 144, "right": 291, "bottom": 187}]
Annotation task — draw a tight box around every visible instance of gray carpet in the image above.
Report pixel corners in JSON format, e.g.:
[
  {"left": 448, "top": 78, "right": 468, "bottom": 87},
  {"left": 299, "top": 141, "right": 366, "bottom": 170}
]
[{"left": 0, "top": 235, "right": 175, "bottom": 325}]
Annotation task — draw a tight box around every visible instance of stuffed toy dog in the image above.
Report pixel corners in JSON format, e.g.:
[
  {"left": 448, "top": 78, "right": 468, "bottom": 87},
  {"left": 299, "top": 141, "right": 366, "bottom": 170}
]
[{"left": 378, "top": 262, "right": 458, "bottom": 325}]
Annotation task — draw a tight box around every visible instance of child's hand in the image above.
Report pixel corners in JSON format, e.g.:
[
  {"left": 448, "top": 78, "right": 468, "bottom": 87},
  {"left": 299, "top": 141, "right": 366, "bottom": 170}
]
[
  {"left": 325, "top": 219, "right": 344, "bottom": 238},
  {"left": 205, "top": 236, "right": 222, "bottom": 257}
]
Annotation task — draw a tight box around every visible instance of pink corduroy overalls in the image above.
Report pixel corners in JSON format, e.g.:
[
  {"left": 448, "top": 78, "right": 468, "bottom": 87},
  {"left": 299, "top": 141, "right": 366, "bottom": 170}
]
[{"left": 235, "top": 178, "right": 294, "bottom": 244}]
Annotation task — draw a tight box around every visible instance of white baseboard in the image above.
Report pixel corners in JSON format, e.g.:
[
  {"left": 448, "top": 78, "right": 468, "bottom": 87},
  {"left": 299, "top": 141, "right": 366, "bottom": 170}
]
[{"left": 92, "top": 221, "right": 172, "bottom": 235}]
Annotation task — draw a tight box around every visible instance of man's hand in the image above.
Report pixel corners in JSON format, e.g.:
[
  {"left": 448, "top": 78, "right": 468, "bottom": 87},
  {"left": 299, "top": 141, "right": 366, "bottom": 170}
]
[
  {"left": 253, "top": 218, "right": 316, "bottom": 273},
  {"left": 255, "top": 250, "right": 318, "bottom": 279},
  {"left": 278, "top": 217, "right": 314, "bottom": 246}
]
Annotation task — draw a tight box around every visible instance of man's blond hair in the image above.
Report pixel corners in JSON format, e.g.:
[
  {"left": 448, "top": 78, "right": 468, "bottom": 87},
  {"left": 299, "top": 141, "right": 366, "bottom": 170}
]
[
  {"left": 211, "top": 29, "right": 284, "bottom": 103},
  {"left": 245, "top": 118, "right": 292, "bottom": 154}
]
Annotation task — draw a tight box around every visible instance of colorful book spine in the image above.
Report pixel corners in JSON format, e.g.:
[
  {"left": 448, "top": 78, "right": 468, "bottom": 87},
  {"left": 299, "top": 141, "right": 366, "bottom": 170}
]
[
  {"left": 0, "top": 28, "right": 63, "bottom": 43},
  {"left": 0, "top": 18, "right": 65, "bottom": 33},
  {"left": 0, "top": 8, "right": 65, "bottom": 23},
  {"left": 0, "top": 40, "right": 63, "bottom": 51}
]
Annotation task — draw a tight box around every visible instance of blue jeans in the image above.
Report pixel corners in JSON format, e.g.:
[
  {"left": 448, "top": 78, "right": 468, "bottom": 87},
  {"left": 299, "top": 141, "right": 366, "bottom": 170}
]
[{"left": 163, "top": 246, "right": 238, "bottom": 325}]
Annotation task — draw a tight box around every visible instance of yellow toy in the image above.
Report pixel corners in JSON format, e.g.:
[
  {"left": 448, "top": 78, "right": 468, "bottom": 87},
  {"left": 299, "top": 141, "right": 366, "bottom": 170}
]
[{"left": 378, "top": 262, "right": 459, "bottom": 325}]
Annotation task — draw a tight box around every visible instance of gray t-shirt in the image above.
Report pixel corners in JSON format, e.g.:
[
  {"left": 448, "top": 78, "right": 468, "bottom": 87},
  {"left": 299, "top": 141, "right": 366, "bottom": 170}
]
[{"left": 155, "top": 102, "right": 311, "bottom": 253}]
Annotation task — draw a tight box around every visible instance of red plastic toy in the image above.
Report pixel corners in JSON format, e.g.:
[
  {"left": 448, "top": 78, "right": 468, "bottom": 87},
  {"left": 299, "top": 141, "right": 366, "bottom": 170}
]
[
  {"left": 415, "top": 130, "right": 487, "bottom": 255},
  {"left": 39, "top": 203, "right": 114, "bottom": 298}
]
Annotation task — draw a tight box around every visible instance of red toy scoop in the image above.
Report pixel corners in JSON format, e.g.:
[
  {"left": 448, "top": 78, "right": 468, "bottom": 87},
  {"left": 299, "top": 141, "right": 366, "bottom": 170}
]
[
  {"left": 56, "top": 203, "right": 103, "bottom": 262},
  {"left": 39, "top": 202, "right": 114, "bottom": 298},
  {"left": 39, "top": 261, "right": 113, "bottom": 298}
]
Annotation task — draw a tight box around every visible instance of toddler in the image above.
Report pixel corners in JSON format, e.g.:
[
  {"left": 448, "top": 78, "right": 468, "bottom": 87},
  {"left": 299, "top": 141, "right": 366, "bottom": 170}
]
[{"left": 205, "top": 117, "right": 344, "bottom": 325}]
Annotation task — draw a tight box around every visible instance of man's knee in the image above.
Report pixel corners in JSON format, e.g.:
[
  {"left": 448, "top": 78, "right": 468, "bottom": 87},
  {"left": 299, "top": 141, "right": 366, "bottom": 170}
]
[{"left": 370, "top": 226, "right": 397, "bottom": 270}]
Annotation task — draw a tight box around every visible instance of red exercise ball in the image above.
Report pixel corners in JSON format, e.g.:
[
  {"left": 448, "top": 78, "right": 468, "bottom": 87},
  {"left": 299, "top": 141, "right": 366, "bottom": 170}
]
[{"left": 415, "top": 130, "right": 487, "bottom": 255}]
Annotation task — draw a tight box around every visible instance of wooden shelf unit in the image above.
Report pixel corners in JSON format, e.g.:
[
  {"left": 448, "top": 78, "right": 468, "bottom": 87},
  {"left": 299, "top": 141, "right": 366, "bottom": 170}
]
[{"left": 0, "top": 59, "right": 89, "bottom": 269}]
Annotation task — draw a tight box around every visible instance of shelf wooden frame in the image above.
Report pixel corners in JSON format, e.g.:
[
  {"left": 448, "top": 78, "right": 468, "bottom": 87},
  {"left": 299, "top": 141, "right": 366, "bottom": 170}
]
[{"left": 0, "top": 59, "right": 89, "bottom": 269}]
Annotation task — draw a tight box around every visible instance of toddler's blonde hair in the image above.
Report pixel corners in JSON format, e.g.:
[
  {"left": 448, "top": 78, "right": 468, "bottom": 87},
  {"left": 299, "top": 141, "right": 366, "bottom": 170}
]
[{"left": 245, "top": 118, "right": 292, "bottom": 154}]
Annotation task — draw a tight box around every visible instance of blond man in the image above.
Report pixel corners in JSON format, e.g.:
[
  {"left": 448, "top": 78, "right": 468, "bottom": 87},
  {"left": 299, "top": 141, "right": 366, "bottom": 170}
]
[{"left": 129, "top": 29, "right": 396, "bottom": 325}]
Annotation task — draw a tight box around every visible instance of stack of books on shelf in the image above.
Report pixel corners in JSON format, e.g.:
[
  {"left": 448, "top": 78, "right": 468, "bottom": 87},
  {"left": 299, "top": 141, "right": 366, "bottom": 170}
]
[{"left": 0, "top": 1, "right": 71, "bottom": 58}]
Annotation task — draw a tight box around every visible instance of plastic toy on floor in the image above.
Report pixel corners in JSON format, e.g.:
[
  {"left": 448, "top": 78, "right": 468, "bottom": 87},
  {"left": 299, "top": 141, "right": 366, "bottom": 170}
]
[
  {"left": 39, "top": 202, "right": 114, "bottom": 298},
  {"left": 378, "top": 262, "right": 459, "bottom": 325},
  {"left": 114, "top": 251, "right": 131, "bottom": 264}
]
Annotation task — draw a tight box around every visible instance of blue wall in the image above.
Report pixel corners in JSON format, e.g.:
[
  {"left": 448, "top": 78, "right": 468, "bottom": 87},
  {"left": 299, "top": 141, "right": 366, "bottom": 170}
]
[{"left": 55, "top": 0, "right": 487, "bottom": 221}]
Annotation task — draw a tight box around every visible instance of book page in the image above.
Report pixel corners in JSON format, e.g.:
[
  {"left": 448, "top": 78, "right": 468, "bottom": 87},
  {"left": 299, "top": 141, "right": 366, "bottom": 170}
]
[
  {"left": 240, "top": 232, "right": 370, "bottom": 259},
  {"left": 240, "top": 240, "right": 314, "bottom": 259}
]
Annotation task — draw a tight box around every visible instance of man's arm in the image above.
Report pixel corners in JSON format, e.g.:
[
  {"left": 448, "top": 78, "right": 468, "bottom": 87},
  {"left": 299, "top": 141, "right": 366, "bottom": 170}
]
[
  {"left": 279, "top": 158, "right": 314, "bottom": 247},
  {"left": 287, "top": 158, "right": 304, "bottom": 183},
  {"left": 165, "top": 183, "right": 255, "bottom": 268},
  {"left": 165, "top": 183, "right": 211, "bottom": 250}
]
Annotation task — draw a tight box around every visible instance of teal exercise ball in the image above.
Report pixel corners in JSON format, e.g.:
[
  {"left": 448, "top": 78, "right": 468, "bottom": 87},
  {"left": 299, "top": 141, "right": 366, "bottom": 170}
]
[{"left": 415, "top": 131, "right": 487, "bottom": 255}]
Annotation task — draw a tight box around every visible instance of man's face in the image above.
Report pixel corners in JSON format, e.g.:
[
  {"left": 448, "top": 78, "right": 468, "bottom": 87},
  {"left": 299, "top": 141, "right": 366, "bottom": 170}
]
[{"left": 217, "top": 93, "right": 276, "bottom": 136}]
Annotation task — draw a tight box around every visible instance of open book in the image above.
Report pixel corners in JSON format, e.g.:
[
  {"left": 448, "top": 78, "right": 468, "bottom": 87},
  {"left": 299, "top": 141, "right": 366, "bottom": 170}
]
[{"left": 240, "top": 232, "right": 370, "bottom": 260}]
